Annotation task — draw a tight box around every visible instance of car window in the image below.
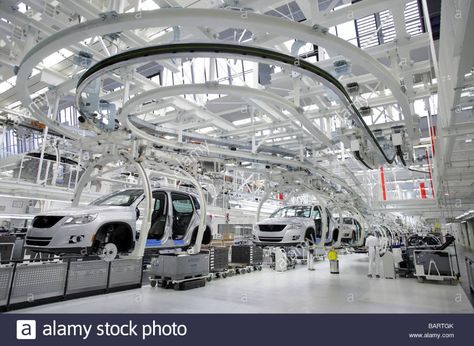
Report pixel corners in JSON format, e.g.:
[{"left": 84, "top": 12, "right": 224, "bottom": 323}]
[
  {"left": 171, "top": 193, "right": 194, "bottom": 214},
  {"left": 311, "top": 208, "right": 321, "bottom": 219},
  {"left": 153, "top": 192, "right": 167, "bottom": 214},
  {"left": 343, "top": 217, "right": 353, "bottom": 224},
  {"left": 91, "top": 189, "right": 143, "bottom": 206},
  {"left": 191, "top": 195, "right": 200, "bottom": 210},
  {"left": 270, "top": 206, "right": 311, "bottom": 218}
]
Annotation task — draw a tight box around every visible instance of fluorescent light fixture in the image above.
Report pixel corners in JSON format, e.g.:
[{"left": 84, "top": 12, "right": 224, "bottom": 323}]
[
  {"left": 6, "top": 101, "right": 21, "bottom": 109},
  {"left": 30, "top": 87, "right": 49, "bottom": 99},
  {"left": 42, "top": 49, "right": 73, "bottom": 67},
  {"left": 0, "top": 76, "right": 16, "bottom": 94},
  {"left": 196, "top": 126, "right": 215, "bottom": 134},
  {"left": 141, "top": 0, "right": 160, "bottom": 10},
  {"left": 233, "top": 117, "right": 252, "bottom": 126}
]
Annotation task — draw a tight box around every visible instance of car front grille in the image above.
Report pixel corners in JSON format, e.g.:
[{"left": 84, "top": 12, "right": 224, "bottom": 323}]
[
  {"left": 258, "top": 236, "right": 283, "bottom": 242},
  {"left": 25, "top": 236, "right": 53, "bottom": 246},
  {"left": 258, "top": 224, "right": 286, "bottom": 232},
  {"left": 32, "top": 216, "right": 64, "bottom": 228}
]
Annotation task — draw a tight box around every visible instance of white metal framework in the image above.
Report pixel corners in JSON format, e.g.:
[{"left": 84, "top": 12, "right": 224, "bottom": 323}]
[{"left": 0, "top": 0, "right": 471, "bottom": 234}]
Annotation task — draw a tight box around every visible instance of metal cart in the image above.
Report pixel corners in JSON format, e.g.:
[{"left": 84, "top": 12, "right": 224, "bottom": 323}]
[{"left": 413, "top": 248, "right": 460, "bottom": 284}]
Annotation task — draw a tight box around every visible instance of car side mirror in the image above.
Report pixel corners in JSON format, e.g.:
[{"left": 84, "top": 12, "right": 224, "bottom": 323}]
[{"left": 136, "top": 207, "right": 140, "bottom": 220}]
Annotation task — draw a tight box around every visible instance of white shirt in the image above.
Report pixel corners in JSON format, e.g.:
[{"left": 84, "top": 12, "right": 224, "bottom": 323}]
[{"left": 366, "top": 235, "right": 380, "bottom": 250}]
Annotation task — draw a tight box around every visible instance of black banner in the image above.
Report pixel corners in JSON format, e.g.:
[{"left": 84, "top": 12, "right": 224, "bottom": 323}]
[{"left": 2, "top": 314, "right": 473, "bottom": 346}]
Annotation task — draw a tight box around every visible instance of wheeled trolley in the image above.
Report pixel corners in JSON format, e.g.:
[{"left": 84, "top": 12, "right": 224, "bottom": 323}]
[
  {"left": 205, "top": 247, "right": 231, "bottom": 281},
  {"left": 229, "top": 245, "right": 263, "bottom": 274},
  {"left": 413, "top": 249, "right": 459, "bottom": 284},
  {"left": 228, "top": 263, "right": 262, "bottom": 275},
  {"left": 150, "top": 276, "right": 207, "bottom": 290},
  {"left": 149, "top": 253, "right": 209, "bottom": 290}
]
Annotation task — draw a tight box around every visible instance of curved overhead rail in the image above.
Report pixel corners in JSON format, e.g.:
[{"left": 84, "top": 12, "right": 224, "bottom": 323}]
[
  {"left": 115, "top": 82, "right": 356, "bottom": 195},
  {"left": 118, "top": 83, "right": 331, "bottom": 148},
  {"left": 16, "top": 8, "right": 413, "bottom": 152},
  {"left": 76, "top": 43, "right": 397, "bottom": 166},
  {"left": 130, "top": 116, "right": 299, "bottom": 158}
]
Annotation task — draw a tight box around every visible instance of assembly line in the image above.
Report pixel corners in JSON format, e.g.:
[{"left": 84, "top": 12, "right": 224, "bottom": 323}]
[{"left": 0, "top": 0, "right": 473, "bottom": 316}]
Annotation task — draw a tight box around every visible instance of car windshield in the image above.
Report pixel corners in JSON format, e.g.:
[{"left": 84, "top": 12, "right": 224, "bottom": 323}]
[
  {"left": 270, "top": 206, "right": 312, "bottom": 218},
  {"left": 91, "top": 189, "right": 144, "bottom": 206}
]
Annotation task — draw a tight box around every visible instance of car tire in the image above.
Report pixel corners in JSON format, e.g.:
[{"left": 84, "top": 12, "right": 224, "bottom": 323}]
[{"left": 93, "top": 223, "right": 133, "bottom": 256}]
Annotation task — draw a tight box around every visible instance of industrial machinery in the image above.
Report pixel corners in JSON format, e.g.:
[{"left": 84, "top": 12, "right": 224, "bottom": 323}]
[
  {"left": 413, "top": 237, "right": 460, "bottom": 284},
  {"left": 398, "top": 235, "right": 459, "bottom": 281},
  {"left": 270, "top": 247, "right": 296, "bottom": 272}
]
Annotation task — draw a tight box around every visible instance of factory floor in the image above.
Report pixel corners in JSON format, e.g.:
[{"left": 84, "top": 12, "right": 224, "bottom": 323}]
[{"left": 15, "top": 253, "right": 474, "bottom": 313}]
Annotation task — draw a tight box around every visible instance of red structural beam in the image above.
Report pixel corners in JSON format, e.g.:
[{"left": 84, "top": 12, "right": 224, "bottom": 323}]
[{"left": 380, "top": 166, "right": 387, "bottom": 201}]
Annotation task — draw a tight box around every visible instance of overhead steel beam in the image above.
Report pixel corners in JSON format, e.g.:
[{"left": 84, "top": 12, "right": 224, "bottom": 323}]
[
  {"left": 117, "top": 83, "right": 358, "bottom": 196},
  {"left": 16, "top": 8, "right": 414, "bottom": 142}
]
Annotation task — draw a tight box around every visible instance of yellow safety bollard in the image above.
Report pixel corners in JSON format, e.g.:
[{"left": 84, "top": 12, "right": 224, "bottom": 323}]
[{"left": 328, "top": 248, "right": 339, "bottom": 274}]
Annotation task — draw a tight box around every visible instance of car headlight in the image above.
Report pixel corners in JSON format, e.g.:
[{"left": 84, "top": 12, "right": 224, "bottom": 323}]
[
  {"left": 289, "top": 223, "right": 304, "bottom": 228},
  {"left": 253, "top": 224, "right": 260, "bottom": 232},
  {"left": 64, "top": 213, "right": 98, "bottom": 225}
]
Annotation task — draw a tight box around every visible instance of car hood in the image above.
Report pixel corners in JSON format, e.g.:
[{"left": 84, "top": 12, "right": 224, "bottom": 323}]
[
  {"left": 39, "top": 205, "right": 132, "bottom": 216},
  {"left": 258, "top": 217, "right": 308, "bottom": 225}
]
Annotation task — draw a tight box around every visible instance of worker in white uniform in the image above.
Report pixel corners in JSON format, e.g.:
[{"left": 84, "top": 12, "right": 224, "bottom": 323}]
[{"left": 366, "top": 232, "right": 381, "bottom": 278}]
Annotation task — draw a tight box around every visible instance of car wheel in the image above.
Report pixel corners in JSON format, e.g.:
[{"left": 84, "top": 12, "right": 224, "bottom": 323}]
[
  {"left": 99, "top": 243, "right": 118, "bottom": 261},
  {"left": 94, "top": 223, "right": 133, "bottom": 256}
]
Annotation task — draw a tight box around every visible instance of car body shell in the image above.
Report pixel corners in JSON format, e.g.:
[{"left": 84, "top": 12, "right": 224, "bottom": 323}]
[
  {"left": 25, "top": 187, "right": 211, "bottom": 254},
  {"left": 337, "top": 217, "right": 363, "bottom": 244},
  {"left": 253, "top": 205, "right": 338, "bottom": 246}
]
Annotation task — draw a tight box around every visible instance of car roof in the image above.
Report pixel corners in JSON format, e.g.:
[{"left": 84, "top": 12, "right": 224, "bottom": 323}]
[
  {"left": 275, "top": 204, "right": 319, "bottom": 208},
  {"left": 119, "top": 187, "right": 199, "bottom": 197}
]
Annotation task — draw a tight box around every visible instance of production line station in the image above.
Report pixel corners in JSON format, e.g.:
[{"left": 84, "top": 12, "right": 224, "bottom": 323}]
[{"left": 0, "top": 0, "right": 473, "bottom": 313}]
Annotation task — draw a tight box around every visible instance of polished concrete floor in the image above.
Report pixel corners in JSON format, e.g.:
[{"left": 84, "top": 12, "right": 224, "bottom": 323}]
[{"left": 16, "top": 253, "right": 474, "bottom": 313}]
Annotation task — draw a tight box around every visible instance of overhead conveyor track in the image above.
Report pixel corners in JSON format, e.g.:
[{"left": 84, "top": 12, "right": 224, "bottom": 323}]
[
  {"left": 76, "top": 43, "right": 399, "bottom": 166},
  {"left": 15, "top": 8, "right": 415, "bottom": 147}
]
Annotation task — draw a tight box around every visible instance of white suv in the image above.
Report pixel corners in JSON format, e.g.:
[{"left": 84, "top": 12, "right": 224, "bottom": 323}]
[
  {"left": 253, "top": 205, "right": 339, "bottom": 246},
  {"left": 25, "top": 188, "right": 212, "bottom": 256},
  {"left": 337, "top": 217, "right": 363, "bottom": 244}
]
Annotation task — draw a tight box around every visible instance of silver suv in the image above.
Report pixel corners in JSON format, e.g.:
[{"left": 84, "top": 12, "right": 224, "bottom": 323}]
[
  {"left": 253, "top": 205, "right": 339, "bottom": 246},
  {"left": 336, "top": 217, "right": 363, "bottom": 244},
  {"left": 25, "top": 188, "right": 212, "bottom": 255}
]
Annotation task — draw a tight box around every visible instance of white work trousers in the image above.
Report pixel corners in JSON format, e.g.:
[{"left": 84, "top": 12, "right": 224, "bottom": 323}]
[{"left": 368, "top": 247, "right": 380, "bottom": 276}]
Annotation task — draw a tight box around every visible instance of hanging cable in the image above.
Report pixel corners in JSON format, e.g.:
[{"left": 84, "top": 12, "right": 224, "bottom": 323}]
[
  {"left": 396, "top": 145, "right": 407, "bottom": 166},
  {"left": 354, "top": 151, "right": 373, "bottom": 170},
  {"left": 76, "top": 43, "right": 400, "bottom": 165},
  {"left": 408, "top": 167, "right": 429, "bottom": 174}
]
